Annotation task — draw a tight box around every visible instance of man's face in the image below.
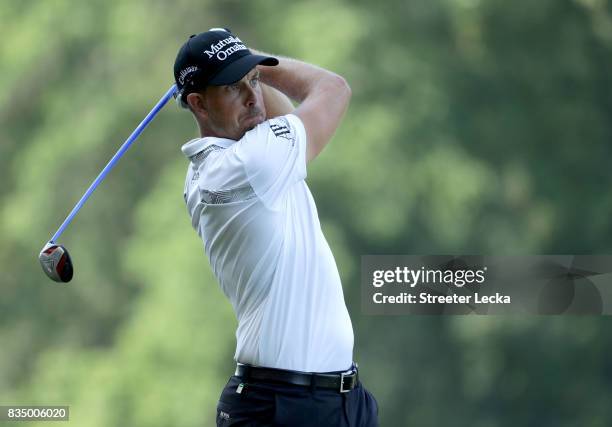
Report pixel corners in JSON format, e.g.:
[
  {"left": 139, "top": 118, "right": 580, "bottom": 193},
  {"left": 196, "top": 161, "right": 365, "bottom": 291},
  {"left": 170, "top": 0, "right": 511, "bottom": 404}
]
[{"left": 201, "top": 67, "right": 266, "bottom": 140}]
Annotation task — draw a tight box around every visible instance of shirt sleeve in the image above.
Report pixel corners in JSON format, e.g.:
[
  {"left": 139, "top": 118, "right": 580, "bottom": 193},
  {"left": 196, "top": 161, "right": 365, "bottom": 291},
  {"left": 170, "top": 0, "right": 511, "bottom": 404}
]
[{"left": 231, "top": 114, "right": 307, "bottom": 210}]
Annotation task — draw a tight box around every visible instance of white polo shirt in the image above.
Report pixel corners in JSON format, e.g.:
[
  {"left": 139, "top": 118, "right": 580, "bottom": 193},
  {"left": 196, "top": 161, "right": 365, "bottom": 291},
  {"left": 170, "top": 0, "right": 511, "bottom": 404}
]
[{"left": 181, "top": 114, "right": 354, "bottom": 373}]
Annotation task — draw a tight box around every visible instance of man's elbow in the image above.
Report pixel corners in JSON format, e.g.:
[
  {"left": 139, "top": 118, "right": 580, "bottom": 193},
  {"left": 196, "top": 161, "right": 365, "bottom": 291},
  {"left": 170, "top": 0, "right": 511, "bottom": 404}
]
[{"left": 330, "top": 74, "right": 352, "bottom": 105}]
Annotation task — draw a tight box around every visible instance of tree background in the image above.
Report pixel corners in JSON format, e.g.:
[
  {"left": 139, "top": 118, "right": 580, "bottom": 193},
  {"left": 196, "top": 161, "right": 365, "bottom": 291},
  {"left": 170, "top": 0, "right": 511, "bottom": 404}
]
[{"left": 1, "top": 0, "right": 612, "bottom": 425}]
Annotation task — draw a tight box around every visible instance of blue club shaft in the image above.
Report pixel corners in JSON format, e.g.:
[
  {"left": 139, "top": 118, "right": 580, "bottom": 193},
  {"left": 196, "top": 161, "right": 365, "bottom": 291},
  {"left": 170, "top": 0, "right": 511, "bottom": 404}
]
[{"left": 50, "top": 84, "right": 177, "bottom": 243}]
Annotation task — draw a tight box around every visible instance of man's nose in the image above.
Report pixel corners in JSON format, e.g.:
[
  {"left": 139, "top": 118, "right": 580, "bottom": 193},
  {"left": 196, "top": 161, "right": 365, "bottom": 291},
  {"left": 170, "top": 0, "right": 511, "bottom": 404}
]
[{"left": 244, "top": 83, "right": 257, "bottom": 107}]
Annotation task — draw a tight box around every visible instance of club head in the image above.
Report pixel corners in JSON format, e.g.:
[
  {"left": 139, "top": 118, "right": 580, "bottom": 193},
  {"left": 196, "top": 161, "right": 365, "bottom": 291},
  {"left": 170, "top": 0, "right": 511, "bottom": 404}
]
[{"left": 39, "top": 242, "right": 73, "bottom": 283}]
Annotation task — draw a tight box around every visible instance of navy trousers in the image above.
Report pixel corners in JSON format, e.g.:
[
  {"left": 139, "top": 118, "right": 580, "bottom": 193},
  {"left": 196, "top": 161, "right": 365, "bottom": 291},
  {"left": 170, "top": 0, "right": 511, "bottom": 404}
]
[{"left": 215, "top": 373, "right": 379, "bottom": 426}]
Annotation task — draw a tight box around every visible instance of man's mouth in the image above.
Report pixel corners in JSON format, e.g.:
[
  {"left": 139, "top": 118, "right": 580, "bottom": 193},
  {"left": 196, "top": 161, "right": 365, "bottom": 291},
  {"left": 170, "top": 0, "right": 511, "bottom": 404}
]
[{"left": 243, "top": 110, "right": 264, "bottom": 125}]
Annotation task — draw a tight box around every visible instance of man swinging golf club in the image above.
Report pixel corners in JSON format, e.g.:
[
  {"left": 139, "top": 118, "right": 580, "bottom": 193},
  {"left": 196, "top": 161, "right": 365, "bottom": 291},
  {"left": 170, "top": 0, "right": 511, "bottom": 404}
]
[{"left": 175, "top": 29, "right": 379, "bottom": 426}]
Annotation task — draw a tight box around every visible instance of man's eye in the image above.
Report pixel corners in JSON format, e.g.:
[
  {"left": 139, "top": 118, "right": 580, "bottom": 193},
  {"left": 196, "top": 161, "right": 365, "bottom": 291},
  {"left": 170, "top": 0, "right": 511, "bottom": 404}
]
[
  {"left": 228, "top": 84, "right": 240, "bottom": 92},
  {"left": 250, "top": 77, "right": 259, "bottom": 87}
]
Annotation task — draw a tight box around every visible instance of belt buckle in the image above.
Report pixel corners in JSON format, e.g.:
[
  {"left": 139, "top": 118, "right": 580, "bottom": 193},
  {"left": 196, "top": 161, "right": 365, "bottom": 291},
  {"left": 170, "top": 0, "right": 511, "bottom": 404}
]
[{"left": 339, "top": 372, "right": 351, "bottom": 393}]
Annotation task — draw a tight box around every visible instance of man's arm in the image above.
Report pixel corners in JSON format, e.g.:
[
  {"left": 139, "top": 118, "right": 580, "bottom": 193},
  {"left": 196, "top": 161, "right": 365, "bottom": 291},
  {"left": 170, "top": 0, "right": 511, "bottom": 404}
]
[
  {"left": 262, "top": 83, "right": 294, "bottom": 119},
  {"left": 255, "top": 53, "right": 351, "bottom": 163}
]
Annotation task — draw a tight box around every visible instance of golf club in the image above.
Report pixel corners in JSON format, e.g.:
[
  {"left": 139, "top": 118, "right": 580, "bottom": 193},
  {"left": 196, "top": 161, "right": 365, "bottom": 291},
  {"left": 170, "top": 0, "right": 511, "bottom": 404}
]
[{"left": 39, "top": 84, "right": 178, "bottom": 283}]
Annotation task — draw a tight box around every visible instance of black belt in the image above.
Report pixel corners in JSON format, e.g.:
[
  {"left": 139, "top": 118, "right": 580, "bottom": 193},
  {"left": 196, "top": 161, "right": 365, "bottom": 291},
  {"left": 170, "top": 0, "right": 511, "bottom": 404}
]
[{"left": 235, "top": 363, "right": 359, "bottom": 393}]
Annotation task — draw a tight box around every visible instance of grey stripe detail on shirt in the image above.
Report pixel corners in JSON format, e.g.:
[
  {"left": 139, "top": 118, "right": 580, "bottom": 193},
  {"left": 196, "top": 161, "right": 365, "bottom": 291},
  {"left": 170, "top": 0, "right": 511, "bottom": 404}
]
[
  {"left": 200, "top": 186, "right": 257, "bottom": 205},
  {"left": 190, "top": 144, "right": 224, "bottom": 164},
  {"left": 188, "top": 144, "right": 257, "bottom": 206}
]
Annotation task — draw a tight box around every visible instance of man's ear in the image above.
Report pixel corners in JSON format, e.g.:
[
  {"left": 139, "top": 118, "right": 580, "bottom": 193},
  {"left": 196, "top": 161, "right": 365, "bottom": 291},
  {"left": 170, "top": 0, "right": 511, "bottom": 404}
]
[{"left": 186, "top": 92, "right": 208, "bottom": 117}]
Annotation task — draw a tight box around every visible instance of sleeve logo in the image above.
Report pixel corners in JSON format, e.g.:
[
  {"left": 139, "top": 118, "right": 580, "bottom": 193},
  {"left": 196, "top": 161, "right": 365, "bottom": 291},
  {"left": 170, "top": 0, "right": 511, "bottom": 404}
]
[{"left": 269, "top": 117, "right": 296, "bottom": 145}]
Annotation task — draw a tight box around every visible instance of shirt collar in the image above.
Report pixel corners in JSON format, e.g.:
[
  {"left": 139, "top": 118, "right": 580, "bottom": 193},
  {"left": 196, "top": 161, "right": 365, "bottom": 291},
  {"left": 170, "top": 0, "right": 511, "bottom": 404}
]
[{"left": 181, "top": 136, "right": 236, "bottom": 160}]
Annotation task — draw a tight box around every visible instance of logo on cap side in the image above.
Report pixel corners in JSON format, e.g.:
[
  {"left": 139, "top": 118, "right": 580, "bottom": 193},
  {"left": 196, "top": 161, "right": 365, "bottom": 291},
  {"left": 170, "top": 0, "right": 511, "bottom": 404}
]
[
  {"left": 204, "top": 35, "right": 248, "bottom": 61},
  {"left": 178, "top": 65, "right": 199, "bottom": 85}
]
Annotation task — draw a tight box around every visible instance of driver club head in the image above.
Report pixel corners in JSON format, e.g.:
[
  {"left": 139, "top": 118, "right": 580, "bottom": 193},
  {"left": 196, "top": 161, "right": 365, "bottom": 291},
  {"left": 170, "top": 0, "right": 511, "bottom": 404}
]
[{"left": 39, "top": 242, "right": 73, "bottom": 283}]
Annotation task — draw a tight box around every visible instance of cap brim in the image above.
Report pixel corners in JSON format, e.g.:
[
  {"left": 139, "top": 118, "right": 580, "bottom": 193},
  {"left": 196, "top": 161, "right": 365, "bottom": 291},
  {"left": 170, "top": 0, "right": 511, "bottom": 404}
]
[{"left": 208, "top": 54, "right": 278, "bottom": 86}]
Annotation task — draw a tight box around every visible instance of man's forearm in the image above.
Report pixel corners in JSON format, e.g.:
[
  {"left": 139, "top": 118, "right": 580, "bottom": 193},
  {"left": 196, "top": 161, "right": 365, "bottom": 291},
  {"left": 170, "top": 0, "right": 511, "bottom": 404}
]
[
  {"left": 262, "top": 83, "right": 294, "bottom": 119},
  {"left": 254, "top": 50, "right": 345, "bottom": 103},
  {"left": 253, "top": 49, "right": 351, "bottom": 162}
]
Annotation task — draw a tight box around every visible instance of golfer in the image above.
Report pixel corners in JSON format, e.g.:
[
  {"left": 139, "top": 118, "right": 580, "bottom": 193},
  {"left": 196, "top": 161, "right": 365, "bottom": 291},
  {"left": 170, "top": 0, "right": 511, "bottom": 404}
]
[{"left": 174, "top": 29, "right": 379, "bottom": 426}]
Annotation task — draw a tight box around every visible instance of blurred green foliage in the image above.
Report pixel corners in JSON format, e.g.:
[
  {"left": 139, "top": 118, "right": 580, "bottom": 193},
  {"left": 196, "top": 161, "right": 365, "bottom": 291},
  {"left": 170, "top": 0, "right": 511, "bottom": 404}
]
[{"left": 1, "top": 0, "right": 612, "bottom": 426}]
